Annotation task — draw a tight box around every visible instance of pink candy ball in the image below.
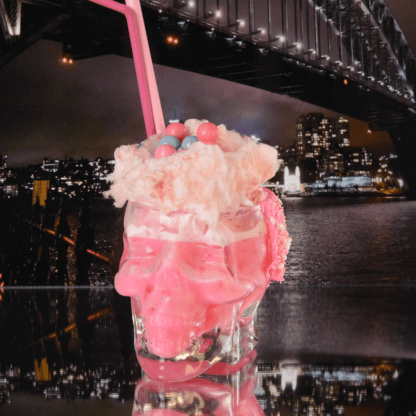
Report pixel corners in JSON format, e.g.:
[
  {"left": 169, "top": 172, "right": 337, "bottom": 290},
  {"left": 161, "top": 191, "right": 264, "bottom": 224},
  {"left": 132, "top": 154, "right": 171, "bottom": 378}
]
[
  {"left": 196, "top": 122, "right": 219, "bottom": 145},
  {"left": 165, "top": 123, "right": 188, "bottom": 141},
  {"left": 154, "top": 144, "right": 176, "bottom": 158}
]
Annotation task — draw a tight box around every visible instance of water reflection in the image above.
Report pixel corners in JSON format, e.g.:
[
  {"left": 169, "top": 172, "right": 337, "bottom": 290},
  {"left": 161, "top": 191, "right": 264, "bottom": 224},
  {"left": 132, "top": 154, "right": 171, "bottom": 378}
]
[
  {"left": 0, "top": 196, "right": 119, "bottom": 287},
  {"left": 2, "top": 288, "right": 416, "bottom": 415},
  {"left": 0, "top": 289, "right": 137, "bottom": 373},
  {"left": 1, "top": 354, "right": 415, "bottom": 415},
  {"left": 257, "top": 360, "right": 400, "bottom": 414}
]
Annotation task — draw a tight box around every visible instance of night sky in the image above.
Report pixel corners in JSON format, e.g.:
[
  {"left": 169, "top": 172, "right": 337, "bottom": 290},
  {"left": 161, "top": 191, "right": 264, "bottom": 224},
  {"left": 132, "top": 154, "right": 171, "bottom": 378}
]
[{"left": 0, "top": 0, "right": 415, "bottom": 167}]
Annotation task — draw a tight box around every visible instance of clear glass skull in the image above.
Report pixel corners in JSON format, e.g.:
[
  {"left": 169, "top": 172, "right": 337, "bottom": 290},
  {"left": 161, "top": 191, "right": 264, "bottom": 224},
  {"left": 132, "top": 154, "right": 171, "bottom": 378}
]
[{"left": 115, "top": 200, "right": 272, "bottom": 381}]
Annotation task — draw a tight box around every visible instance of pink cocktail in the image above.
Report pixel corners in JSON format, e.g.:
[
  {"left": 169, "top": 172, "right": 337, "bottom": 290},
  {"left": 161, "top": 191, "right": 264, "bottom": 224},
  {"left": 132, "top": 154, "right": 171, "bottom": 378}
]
[
  {"left": 108, "top": 119, "right": 291, "bottom": 381},
  {"left": 88, "top": 0, "right": 290, "bottom": 384},
  {"left": 115, "top": 190, "right": 287, "bottom": 381}
]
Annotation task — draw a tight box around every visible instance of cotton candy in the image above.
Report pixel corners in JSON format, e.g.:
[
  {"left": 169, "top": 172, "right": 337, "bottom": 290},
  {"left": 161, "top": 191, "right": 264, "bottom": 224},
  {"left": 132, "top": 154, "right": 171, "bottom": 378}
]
[{"left": 105, "top": 120, "right": 278, "bottom": 224}]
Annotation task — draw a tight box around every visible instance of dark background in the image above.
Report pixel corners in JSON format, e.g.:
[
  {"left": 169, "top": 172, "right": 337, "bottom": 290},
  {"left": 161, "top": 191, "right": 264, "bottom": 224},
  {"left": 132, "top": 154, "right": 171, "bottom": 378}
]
[{"left": 0, "top": 0, "right": 415, "bottom": 166}]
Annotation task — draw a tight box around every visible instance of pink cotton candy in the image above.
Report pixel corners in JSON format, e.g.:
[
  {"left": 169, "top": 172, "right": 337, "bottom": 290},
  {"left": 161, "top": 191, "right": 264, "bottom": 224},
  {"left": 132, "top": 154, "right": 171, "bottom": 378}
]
[{"left": 106, "top": 119, "right": 279, "bottom": 224}]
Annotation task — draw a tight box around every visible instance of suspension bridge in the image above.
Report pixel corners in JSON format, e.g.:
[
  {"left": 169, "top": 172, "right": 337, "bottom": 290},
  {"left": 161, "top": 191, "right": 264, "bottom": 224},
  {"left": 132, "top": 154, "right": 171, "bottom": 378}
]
[{"left": 1, "top": 0, "right": 416, "bottom": 194}]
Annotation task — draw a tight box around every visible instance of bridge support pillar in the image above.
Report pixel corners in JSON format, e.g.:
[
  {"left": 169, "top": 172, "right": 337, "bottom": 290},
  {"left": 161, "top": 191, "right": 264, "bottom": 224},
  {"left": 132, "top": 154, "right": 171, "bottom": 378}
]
[{"left": 388, "top": 122, "right": 416, "bottom": 199}]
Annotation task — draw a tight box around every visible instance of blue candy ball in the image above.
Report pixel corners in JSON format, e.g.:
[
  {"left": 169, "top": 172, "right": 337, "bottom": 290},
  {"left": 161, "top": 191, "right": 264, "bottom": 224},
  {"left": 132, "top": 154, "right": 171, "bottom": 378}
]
[
  {"left": 159, "top": 135, "right": 181, "bottom": 150},
  {"left": 181, "top": 135, "right": 199, "bottom": 149}
]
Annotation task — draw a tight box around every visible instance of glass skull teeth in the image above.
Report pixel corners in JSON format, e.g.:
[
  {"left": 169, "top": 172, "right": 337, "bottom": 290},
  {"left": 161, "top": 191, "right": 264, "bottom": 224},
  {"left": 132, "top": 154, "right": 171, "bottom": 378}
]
[{"left": 115, "top": 201, "right": 270, "bottom": 380}]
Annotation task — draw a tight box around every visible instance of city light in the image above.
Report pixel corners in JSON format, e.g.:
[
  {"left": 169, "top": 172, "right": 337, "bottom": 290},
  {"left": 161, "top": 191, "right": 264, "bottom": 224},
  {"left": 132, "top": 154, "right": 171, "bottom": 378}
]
[
  {"left": 344, "top": 79, "right": 348, "bottom": 85},
  {"left": 215, "top": 10, "right": 221, "bottom": 18},
  {"left": 61, "top": 57, "right": 74, "bottom": 65},
  {"left": 188, "top": 1, "right": 195, "bottom": 7},
  {"left": 167, "top": 36, "right": 179, "bottom": 45}
]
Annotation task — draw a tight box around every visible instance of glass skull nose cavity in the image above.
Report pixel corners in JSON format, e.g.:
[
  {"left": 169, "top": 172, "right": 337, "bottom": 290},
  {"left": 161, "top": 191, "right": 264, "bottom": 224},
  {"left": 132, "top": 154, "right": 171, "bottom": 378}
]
[{"left": 114, "top": 201, "right": 270, "bottom": 380}]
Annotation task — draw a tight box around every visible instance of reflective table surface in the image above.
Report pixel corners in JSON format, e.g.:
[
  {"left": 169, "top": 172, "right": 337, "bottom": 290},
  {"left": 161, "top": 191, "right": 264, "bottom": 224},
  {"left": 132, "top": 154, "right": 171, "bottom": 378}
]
[{"left": 1, "top": 285, "right": 416, "bottom": 415}]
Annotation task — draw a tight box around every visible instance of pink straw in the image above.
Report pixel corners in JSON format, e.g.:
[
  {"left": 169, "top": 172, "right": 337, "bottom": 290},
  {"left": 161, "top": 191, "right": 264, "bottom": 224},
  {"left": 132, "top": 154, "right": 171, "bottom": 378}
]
[{"left": 89, "top": 0, "right": 165, "bottom": 137}]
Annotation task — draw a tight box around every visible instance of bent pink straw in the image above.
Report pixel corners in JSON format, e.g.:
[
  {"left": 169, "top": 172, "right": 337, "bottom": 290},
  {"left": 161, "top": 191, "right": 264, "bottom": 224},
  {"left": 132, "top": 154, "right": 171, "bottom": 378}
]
[{"left": 89, "top": 0, "right": 165, "bottom": 136}]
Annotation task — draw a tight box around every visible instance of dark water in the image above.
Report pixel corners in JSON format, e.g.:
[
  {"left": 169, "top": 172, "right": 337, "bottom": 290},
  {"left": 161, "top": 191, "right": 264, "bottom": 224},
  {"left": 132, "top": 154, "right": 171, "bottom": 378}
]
[
  {"left": 281, "top": 196, "right": 416, "bottom": 284},
  {"left": 1, "top": 288, "right": 416, "bottom": 415},
  {"left": 258, "top": 284, "right": 416, "bottom": 361},
  {"left": 2, "top": 195, "right": 415, "bottom": 286},
  {"left": 87, "top": 196, "right": 416, "bottom": 285},
  {"left": 1, "top": 197, "right": 416, "bottom": 413}
]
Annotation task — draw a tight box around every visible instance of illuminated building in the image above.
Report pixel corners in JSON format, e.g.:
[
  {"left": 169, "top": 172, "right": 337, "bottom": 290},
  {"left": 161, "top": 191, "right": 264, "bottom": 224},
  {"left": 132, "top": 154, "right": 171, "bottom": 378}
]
[
  {"left": 42, "top": 157, "right": 59, "bottom": 173},
  {"left": 32, "top": 180, "right": 50, "bottom": 205},
  {"left": 2, "top": 184, "right": 18, "bottom": 197},
  {"left": 0, "top": 154, "right": 6, "bottom": 169},
  {"left": 322, "top": 146, "right": 345, "bottom": 177},
  {"left": 0, "top": 154, "right": 6, "bottom": 184},
  {"left": 310, "top": 176, "right": 373, "bottom": 192},
  {"left": 345, "top": 147, "right": 374, "bottom": 176},
  {"left": 274, "top": 145, "right": 286, "bottom": 171},
  {"left": 374, "top": 154, "right": 402, "bottom": 188},
  {"left": 89, "top": 158, "right": 115, "bottom": 195},
  {"left": 331, "top": 116, "right": 350, "bottom": 148},
  {"left": 295, "top": 113, "right": 350, "bottom": 160}
]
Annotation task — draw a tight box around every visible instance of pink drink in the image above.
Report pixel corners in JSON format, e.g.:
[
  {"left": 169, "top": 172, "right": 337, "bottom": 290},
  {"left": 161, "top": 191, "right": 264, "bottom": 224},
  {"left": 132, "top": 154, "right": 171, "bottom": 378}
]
[
  {"left": 107, "top": 119, "right": 291, "bottom": 381},
  {"left": 115, "top": 188, "right": 288, "bottom": 381}
]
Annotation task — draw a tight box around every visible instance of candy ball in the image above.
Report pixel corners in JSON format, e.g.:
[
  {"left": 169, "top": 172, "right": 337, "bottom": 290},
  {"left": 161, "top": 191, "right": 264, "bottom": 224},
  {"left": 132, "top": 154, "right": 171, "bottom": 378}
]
[
  {"left": 196, "top": 122, "right": 219, "bottom": 145},
  {"left": 181, "top": 135, "right": 199, "bottom": 150},
  {"left": 154, "top": 144, "right": 176, "bottom": 158},
  {"left": 159, "top": 135, "right": 181, "bottom": 150},
  {"left": 165, "top": 123, "right": 188, "bottom": 140}
]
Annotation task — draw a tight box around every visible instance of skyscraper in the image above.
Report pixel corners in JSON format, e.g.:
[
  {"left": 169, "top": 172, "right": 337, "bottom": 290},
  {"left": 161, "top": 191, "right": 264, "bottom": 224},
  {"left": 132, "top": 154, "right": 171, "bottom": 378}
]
[{"left": 295, "top": 113, "right": 350, "bottom": 160}]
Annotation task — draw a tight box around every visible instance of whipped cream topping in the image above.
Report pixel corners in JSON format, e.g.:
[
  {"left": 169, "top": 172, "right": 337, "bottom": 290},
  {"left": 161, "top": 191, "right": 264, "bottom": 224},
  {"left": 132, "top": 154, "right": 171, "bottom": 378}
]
[{"left": 124, "top": 201, "right": 267, "bottom": 246}]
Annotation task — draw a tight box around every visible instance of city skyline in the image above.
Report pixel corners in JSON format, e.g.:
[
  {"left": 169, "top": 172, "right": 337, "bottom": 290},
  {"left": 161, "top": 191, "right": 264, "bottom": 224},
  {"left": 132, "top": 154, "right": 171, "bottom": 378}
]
[{"left": 0, "top": 0, "right": 414, "bottom": 166}]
